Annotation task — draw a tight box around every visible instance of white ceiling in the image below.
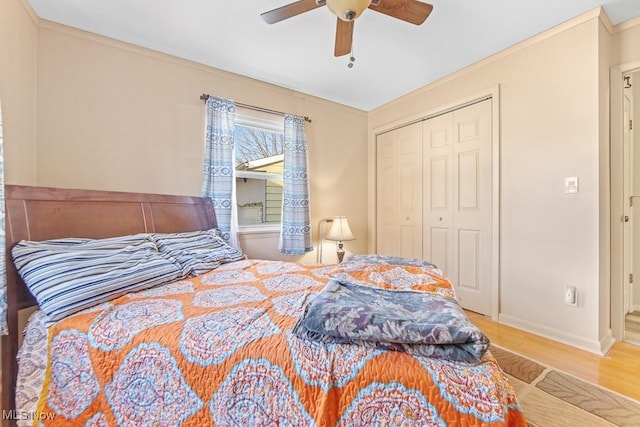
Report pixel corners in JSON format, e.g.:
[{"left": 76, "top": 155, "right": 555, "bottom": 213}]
[{"left": 28, "top": 0, "right": 640, "bottom": 111}]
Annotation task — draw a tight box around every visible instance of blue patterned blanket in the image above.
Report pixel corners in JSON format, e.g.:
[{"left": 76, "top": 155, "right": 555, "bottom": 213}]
[{"left": 293, "top": 280, "right": 490, "bottom": 362}]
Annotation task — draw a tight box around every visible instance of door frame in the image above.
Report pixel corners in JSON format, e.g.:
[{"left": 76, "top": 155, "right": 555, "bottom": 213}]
[
  {"left": 623, "top": 90, "right": 633, "bottom": 315},
  {"left": 368, "top": 85, "right": 501, "bottom": 320},
  {"left": 611, "top": 62, "right": 640, "bottom": 340}
]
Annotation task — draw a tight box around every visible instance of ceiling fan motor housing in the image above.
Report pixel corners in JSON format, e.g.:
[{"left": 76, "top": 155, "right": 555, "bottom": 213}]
[{"left": 326, "top": 0, "right": 371, "bottom": 21}]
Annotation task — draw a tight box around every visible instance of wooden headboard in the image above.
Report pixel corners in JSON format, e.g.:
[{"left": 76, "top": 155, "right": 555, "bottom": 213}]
[{"left": 1, "top": 185, "right": 217, "bottom": 424}]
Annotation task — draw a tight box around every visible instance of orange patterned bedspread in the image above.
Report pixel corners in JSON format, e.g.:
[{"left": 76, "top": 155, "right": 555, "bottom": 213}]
[{"left": 28, "top": 260, "right": 526, "bottom": 426}]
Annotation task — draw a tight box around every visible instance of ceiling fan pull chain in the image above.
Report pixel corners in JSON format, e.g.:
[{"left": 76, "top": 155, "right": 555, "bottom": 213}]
[{"left": 348, "top": 48, "right": 356, "bottom": 68}]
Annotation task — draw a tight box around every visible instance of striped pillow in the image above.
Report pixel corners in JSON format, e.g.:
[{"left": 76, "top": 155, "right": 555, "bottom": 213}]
[
  {"left": 152, "top": 229, "right": 246, "bottom": 276},
  {"left": 12, "top": 234, "right": 183, "bottom": 324}
]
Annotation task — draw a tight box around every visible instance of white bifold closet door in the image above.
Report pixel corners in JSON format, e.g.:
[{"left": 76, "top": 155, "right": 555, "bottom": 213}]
[
  {"left": 376, "top": 121, "right": 423, "bottom": 259},
  {"left": 423, "top": 99, "right": 492, "bottom": 315},
  {"left": 377, "top": 98, "right": 493, "bottom": 315}
]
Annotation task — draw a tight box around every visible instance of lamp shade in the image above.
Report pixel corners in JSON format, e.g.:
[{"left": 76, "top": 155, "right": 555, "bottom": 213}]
[
  {"left": 326, "top": 216, "right": 355, "bottom": 241},
  {"left": 326, "top": 0, "right": 371, "bottom": 21}
]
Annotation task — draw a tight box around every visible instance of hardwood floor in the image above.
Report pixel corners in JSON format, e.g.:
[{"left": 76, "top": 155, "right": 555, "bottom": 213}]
[{"left": 467, "top": 311, "right": 640, "bottom": 401}]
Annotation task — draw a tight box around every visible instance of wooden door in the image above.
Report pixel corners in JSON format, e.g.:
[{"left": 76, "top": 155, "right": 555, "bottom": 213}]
[
  {"left": 624, "top": 92, "right": 633, "bottom": 314},
  {"left": 376, "top": 122, "right": 423, "bottom": 259}
]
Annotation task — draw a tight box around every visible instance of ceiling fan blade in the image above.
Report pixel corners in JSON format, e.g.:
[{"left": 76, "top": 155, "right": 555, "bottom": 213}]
[
  {"left": 368, "top": 0, "right": 433, "bottom": 25},
  {"left": 261, "top": 0, "right": 324, "bottom": 24},
  {"left": 334, "top": 18, "right": 354, "bottom": 57}
]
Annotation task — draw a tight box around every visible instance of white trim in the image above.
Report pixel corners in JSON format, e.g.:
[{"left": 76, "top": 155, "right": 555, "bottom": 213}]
[
  {"left": 367, "top": 125, "right": 377, "bottom": 254},
  {"left": 611, "top": 65, "right": 625, "bottom": 341},
  {"left": 369, "top": 85, "right": 501, "bottom": 321},
  {"left": 499, "top": 313, "right": 611, "bottom": 355},
  {"left": 238, "top": 225, "right": 280, "bottom": 235},
  {"left": 610, "top": 61, "right": 640, "bottom": 341},
  {"left": 600, "top": 329, "right": 616, "bottom": 355},
  {"left": 235, "top": 112, "right": 284, "bottom": 133},
  {"left": 634, "top": 304, "right": 640, "bottom": 313},
  {"left": 490, "top": 85, "right": 501, "bottom": 321}
]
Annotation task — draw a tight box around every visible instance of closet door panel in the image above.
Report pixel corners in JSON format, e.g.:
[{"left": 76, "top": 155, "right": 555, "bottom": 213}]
[
  {"left": 377, "top": 133, "right": 399, "bottom": 256},
  {"left": 423, "top": 113, "right": 454, "bottom": 278},
  {"left": 430, "top": 157, "right": 448, "bottom": 209},
  {"left": 458, "top": 151, "right": 480, "bottom": 210},
  {"left": 376, "top": 122, "right": 422, "bottom": 259},
  {"left": 458, "top": 229, "right": 480, "bottom": 290},
  {"left": 453, "top": 100, "right": 492, "bottom": 314},
  {"left": 430, "top": 227, "right": 449, "bottom": 273}
]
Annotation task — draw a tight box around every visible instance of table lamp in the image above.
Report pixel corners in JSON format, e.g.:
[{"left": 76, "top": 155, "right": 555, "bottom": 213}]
[{"left": 325, "top": 216, "right": 355, "bottom": 263}]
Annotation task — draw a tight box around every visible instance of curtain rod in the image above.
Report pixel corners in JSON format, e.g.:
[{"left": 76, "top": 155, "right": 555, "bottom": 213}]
[{"left": 200, "top": 94, "right": 311, "bottom": 123}]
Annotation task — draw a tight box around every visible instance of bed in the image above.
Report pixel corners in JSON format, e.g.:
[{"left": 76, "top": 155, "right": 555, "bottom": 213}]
[{"left": 1, "top": 185, "right": 526, "bottom": 426}]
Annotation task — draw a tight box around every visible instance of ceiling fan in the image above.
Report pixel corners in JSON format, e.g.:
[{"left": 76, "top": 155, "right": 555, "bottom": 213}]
[{"left": 261, "top": 0, "right": 434, "bottom": 57}]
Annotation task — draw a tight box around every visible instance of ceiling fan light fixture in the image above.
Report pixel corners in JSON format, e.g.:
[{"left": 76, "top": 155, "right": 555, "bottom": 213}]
[{"left": 326, "top": 0, "right": 371, "bottom": 21}]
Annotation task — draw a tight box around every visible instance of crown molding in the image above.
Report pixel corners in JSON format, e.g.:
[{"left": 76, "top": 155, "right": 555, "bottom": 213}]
[
  {"left": 598, "top": 6, "right": 615, "bottom": 34},
  {"left": 18, "top": 0, "right": 40, "bottom": 25},
  {"left": 36, "top": 19, "right": 366, "bottom": 116},
  {"left": 614, "top": 14, "right": 640, "bottom": 33},
  {"left": 372, "top": 7, "right": 603, "bottom": 113},
  {"left": 597, "top": 5, "right": 640, "bottom": 34}
]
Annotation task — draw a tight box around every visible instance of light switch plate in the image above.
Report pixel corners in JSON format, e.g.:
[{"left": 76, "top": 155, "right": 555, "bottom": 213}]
[{"left": 565, "top": 177, "right": 579, "bottom": 194}]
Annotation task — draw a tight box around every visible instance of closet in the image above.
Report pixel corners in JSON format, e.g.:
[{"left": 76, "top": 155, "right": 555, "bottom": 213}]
[
  {"left": 376, "top": 121, "right": 423, "bottom": 259},
  {"left": 376, "top": 99, "right": 493, "bottom": 315}
]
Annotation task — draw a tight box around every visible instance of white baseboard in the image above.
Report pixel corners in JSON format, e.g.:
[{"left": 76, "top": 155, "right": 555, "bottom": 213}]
[
  {"left": 599, "top": 329, "right": 615, "bottom": 354},
  {"left": 498, "top": 314, "right": 613, "bottom": 355},
  {"left": 633, "top": 304, "right": 640, "bottom": 313}
]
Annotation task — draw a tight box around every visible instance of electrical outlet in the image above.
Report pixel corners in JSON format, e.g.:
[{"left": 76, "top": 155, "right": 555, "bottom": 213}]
[{"left": 565, "top": 286, "right": 577, "bottom": 306}]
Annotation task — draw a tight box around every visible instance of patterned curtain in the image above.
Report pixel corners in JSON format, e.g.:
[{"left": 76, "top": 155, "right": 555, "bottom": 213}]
[
  {"left": 201, "top": 96, "right": 240, "bottom": 249},
  {"left": 0, "top": 100, "right": 6, "bottom": 335},
  {"left": 279, "top": 115, "right": 312, "bottom": 255}
]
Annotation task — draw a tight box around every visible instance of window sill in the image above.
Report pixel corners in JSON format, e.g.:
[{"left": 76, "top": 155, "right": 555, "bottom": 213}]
[{"left": 238, "top": 225, "right": 281, "bottom": 235}]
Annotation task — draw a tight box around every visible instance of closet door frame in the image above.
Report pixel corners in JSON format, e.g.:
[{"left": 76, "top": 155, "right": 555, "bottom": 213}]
[{"left": 369, "top": 86, "right": 501, "bottom": 320}]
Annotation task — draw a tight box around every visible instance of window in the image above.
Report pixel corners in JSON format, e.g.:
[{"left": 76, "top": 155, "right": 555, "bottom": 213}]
[{"left": 234, "top": 112, "right": 284, "bottom": 228}]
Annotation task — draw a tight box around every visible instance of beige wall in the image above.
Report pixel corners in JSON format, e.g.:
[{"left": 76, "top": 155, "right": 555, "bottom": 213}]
[
  {"left": 0, "top": 0, "right": 38, "bottom": 184},
  {"left": 369, "top": 13, "right": 606, "bottom": 352},
  {"left": 5, "top": 0, "right": 640, "bottom": 351},
  {"left": 34, "top": 21, "right": 368, "bottom": 263},
  {"left": 612, "top": 19, "right": 640, "bottom": 65}
]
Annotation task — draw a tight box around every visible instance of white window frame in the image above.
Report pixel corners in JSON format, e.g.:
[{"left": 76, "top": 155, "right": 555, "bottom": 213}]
[{"left": 235, "top": 110, "right": 284, "bottom": 233}]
